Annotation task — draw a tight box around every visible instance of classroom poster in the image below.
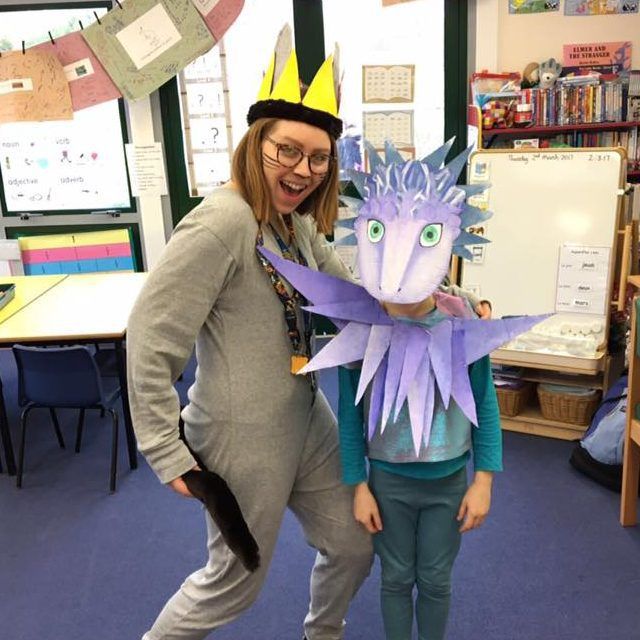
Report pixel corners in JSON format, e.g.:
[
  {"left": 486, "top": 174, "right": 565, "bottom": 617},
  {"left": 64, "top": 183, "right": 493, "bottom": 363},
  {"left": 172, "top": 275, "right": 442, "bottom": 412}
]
[
  {"left": 82, "top": 0, "right": 215, "bottom": 101},
  {"left": 362, "top": 65, "right": 414, "bottom": 103},
  {"left": 191, "top": 0, "right": 245, "bottom": 41},
  {"left": 125, "top": 143, "right": 168, "bottom": 196},
  {"left": 562, "top": 41, "right": 631, "bottom": 75},
  {"left": 0, "top": 100, "right": 131, "bottom": 213},
  {"left": 509, "top": 0, "right": 559, "bottom": 14},
  {"left": 565, "top": 0, "right": 638, "bottom": 15},
  {"left": 0, "top": 51, "right": 73, "bottom": 124},
  {"left": 34, "top": 31, "right": 121, "bottom": 112},
  {"left": 363, "top": 110, "right": 413, "bottom": 149}
]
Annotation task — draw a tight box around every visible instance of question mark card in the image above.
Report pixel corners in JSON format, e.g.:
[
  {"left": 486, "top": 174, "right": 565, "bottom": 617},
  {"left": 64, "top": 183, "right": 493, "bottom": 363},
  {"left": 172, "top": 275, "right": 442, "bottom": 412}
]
[
  {"left": 189, "top": 117, "right": 226, "bottom": 150},
  {"left": 186, "top": 81, "right": 225, "bottom": 115}
]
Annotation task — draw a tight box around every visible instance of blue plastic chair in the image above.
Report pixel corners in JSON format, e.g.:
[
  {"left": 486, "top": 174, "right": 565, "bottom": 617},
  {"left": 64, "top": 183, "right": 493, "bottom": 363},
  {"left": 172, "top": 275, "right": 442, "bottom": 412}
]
[{"left": 13, "top": 345, "right": 122, "bottom": 492}]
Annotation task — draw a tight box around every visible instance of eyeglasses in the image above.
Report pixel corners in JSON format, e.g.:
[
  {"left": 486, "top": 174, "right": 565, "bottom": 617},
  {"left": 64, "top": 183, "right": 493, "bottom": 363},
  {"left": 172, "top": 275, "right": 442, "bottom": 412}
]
[{"left": 265, "top": 135, "right": 334, "bottom": 175}]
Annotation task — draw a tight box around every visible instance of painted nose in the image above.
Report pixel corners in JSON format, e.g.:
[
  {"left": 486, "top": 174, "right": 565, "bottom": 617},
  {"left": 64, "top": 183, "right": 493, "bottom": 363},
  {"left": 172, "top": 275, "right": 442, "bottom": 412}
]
[{"left": 293, "top": 157, "right": 312, "bottom": 177}]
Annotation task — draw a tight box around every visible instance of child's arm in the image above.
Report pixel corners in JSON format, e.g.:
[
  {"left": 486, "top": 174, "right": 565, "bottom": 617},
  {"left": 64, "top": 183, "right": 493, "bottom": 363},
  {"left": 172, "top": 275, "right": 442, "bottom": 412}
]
[
  {"left": 457, "top": 355, "right": 502, "bottom": 533},
  {"left": 338, "top": 366, "right": 382, "bottom": 533},
  {"left": 337, "top": 366, "right": 367, "bottom": 484}
]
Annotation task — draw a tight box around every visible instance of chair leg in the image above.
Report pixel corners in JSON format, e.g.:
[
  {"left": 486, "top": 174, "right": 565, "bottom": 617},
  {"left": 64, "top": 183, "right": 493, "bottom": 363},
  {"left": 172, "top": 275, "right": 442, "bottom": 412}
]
[
  {"left": 16, "top": 406, "right": 34, "bottom": 489},
  {"left": 49, "top": 409, "right": 65, "bottom": 449},
  {"left": 75, "top": 409, "right": 86, "bottom": 453},
  {"left": 108, "top": 409, "right": 119, "bottom": 493}
]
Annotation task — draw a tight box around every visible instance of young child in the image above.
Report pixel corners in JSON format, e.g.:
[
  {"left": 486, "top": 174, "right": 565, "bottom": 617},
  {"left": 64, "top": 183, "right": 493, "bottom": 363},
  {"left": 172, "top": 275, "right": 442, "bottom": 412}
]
[
  {"left": 337, "top": 293, "right": 502, "bottom": 640},
  {"left": 259, "top": 139, "right": 545, "bottom": 640}
]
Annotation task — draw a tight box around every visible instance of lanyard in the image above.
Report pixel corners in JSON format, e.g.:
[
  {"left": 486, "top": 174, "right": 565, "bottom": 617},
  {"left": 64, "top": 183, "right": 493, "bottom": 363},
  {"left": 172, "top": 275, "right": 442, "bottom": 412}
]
[{"left": 255, "top": 215, "right": 316, "bottom": 392}]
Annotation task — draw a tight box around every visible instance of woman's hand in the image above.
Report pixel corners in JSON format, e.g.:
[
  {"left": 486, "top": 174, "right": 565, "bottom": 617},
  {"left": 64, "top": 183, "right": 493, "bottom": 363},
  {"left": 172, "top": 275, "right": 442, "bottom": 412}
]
[
  {"left": 457, "top": 471, "right": 493, "bottom": 533},
  {"left": 353, "top": 482, "right": 383, "bottom": 533},
  {"left": 168, "top": 466, "right": 200, "bottom": 498}
]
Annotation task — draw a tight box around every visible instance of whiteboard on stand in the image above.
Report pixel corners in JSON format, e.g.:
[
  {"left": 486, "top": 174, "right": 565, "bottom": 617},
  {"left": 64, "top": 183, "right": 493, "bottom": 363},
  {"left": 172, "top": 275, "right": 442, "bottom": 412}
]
[{"left": 461, "top": 148, "right": 625, "bottom": 318}]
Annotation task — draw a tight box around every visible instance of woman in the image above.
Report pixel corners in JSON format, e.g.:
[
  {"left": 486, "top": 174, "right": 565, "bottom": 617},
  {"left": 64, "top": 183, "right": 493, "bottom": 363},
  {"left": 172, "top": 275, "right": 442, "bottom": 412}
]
[{"left": 127, "top": 30, "right": 373, "bottom": 640}]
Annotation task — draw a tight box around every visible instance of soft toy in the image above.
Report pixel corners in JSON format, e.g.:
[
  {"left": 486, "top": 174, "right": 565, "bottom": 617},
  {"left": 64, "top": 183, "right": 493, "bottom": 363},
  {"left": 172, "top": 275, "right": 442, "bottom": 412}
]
[
  {"left": 538, "top": 58, "right": 562, "bottom": 90},
  {"left": 521, "top": 62, "right": 539, "bottom": 89}
]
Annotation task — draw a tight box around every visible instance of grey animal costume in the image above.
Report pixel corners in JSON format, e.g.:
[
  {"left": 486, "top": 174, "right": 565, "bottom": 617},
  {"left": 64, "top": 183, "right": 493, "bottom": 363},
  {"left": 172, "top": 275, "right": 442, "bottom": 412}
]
[{"left": 127, "top": 187, "right": 372, "bottom": 640}]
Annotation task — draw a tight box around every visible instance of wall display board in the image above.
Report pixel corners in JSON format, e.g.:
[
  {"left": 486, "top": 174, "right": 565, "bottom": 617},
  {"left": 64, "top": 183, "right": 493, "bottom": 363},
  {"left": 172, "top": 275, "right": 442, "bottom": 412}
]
[
  {"left": 0, "top": 2, "right": 134, "bottom": 217},
  {"left": 461, "top": 148, "right": 625, "bottom": 365}
]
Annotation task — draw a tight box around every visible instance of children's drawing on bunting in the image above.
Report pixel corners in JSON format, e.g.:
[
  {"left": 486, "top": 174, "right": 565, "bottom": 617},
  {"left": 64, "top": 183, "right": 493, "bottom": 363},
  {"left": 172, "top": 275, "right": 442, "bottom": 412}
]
[
  {"left": 0, "top": 50, "right": 73, "bottom": 124},
  {"left": 81, "top": 0, "right": 215, "bottom": 101}
]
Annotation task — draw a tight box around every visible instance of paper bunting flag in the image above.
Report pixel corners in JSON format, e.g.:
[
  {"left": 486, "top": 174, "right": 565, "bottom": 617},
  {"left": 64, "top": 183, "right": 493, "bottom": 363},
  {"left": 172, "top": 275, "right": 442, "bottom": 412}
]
[
  {"left": 34, "top": 31, "right": 121, "bottom": 112},
  {"left": 0, "top": 50, "right": 73, "bottom": 124},
  {"left": 81, "top": 0, "right": 215, "bottom": 101},
  {"left": 191, "top": 0, "right": 245, "bottom": 41}
]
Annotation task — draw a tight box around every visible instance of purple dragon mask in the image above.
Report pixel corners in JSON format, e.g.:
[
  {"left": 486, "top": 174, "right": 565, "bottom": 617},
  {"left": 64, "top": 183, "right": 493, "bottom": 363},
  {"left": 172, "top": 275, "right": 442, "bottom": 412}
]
[{"left": 260, "top": 140, "right": 548, "bottom": 454}]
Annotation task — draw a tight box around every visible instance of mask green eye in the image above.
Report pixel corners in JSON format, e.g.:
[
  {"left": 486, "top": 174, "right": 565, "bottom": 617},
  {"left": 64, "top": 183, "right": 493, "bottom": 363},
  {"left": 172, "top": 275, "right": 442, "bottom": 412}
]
[
  {"left": 367, "top": 219, "right": 385, "bottom": 243},
  {"left": 420, "top": 223, "right": 442, "bottom": 248}
]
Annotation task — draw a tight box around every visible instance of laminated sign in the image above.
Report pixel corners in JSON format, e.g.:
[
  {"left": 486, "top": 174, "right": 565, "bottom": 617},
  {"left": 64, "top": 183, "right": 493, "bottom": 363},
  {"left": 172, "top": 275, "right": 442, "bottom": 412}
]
[
  {"left": 0, "top": 50, "right": 73, "bottom": 124},
  {"left": 82, "top": 0, "right": 215, "bottom": 101}
]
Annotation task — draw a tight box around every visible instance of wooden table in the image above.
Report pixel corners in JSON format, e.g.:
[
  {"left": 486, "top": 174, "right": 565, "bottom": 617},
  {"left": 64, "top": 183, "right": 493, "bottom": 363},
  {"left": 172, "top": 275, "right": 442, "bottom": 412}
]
[{"left": 0, "top": 272, "right": 146, "bottom": 475}]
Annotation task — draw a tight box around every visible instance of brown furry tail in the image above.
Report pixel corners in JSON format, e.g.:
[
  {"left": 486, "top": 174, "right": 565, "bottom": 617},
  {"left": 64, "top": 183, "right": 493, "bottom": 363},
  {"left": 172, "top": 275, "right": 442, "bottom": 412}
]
[{"left": 179, "top": 416, "right": 260, "bottom": 572}]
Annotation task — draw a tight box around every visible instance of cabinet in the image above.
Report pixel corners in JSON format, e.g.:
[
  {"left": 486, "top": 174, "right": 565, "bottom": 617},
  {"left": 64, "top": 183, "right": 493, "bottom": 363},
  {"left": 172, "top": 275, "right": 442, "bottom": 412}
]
[
  {"left": 467, "top": 105, "right": 640, "bottom": 181},
  {"left": 492, "top": 353, "right": 624, "bottom": 441}
]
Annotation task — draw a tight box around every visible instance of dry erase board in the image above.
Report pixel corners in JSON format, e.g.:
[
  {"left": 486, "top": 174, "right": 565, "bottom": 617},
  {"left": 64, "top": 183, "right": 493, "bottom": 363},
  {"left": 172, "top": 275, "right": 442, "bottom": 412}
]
[{"left": 460, "top": 148, "right": 625, "bottom": 318}]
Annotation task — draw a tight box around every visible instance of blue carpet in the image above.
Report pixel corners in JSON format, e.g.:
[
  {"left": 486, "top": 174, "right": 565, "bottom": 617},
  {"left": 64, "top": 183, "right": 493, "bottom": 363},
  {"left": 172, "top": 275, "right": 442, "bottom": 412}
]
[{"left": 1, "top": 354, "right": 639, "bottom": 639}]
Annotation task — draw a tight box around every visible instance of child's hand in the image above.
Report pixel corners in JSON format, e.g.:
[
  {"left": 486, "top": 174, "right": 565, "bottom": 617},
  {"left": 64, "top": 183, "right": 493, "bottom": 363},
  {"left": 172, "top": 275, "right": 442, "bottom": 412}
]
[
  {"left": 457, "top": 471, "right": 493, "bottom": 533},
  {"left": 353, "top": 482, "right": 383, "bottom": 533}
]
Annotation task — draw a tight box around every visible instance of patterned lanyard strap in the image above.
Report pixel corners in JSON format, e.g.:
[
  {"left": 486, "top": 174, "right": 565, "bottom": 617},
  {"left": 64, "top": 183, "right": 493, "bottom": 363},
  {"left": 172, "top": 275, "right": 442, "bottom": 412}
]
[{"left": 255, "top": 215, "right": 316, "bottom": 391}]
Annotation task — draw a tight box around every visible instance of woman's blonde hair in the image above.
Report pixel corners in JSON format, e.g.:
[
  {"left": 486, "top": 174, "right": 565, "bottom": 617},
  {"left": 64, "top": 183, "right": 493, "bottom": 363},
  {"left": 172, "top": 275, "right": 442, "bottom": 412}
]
[{"left": 231, "top": 118, "right": 339, "bottom": 235}]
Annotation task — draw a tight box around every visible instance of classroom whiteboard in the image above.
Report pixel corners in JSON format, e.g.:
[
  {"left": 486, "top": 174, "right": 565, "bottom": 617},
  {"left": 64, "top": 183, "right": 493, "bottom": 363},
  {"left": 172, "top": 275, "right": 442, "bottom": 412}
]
[{"left": 461, "top": 148, "right": 625, "bottom": 319}]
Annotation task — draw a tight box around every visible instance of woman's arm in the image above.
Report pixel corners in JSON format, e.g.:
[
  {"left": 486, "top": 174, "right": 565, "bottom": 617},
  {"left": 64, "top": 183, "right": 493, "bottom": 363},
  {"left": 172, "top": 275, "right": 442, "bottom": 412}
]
[{"left": 127, "top": 210, "right": 236, "bottom": 485}]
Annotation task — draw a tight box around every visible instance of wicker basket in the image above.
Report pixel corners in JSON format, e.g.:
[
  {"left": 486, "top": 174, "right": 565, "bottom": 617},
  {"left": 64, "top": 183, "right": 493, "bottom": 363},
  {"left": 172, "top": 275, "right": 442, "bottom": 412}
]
[
  {"left": 537, "top": 385, "right": 601, "bottom": 426},
  {"left": 495, "top": 382, "right": 534, "bottom": 417}
]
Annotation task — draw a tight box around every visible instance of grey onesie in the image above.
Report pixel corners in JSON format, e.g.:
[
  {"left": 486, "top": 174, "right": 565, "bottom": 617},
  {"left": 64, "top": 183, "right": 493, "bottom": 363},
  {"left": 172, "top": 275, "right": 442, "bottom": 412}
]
[{"left": 127, "top": 187, "right": 372, "bottom": 640}]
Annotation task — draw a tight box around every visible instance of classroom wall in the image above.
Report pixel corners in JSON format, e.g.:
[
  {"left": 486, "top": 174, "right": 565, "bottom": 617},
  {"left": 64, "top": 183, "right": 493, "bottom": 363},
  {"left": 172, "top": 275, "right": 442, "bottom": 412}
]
[{"left": 474, "top": 0, "right": 640, "bottom": 75}]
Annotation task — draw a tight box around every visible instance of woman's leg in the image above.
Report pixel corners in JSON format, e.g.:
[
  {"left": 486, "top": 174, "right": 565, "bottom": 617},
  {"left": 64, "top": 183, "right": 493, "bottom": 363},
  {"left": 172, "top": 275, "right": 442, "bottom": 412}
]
[
  {"left": 414, "top": 468, "right": 467, "bottom": 640},
  {"left": 143, "top": 505, "right": 283, "bottom": 640},
  {"left": 143, "top": 414, "right": 306, "bottom": 640},
  {"left": 288, "top": 392, "right": 373, "bottom": 640},
  {"left": 369, "top": 467, "right": 420, "bottom": 640}
]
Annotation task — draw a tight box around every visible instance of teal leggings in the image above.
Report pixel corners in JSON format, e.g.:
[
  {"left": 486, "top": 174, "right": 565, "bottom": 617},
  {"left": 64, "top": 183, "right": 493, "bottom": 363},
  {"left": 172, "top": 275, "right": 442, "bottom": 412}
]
[{"left": 369, "top": 466, "right": 467, "bottom": 640}]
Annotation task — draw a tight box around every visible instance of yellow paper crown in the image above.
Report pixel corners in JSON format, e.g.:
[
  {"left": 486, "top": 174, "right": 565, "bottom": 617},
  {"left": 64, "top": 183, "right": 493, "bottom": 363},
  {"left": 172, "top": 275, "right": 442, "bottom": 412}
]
[{"left": 247, "top": 25, "right": 342, "bottom": 138}]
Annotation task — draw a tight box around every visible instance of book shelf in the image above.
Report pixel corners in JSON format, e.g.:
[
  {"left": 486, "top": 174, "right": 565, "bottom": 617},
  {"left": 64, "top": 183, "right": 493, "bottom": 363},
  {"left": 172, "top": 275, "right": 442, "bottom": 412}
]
[{"left": 468, "top": 105, "right": 640, "bottom": 181}]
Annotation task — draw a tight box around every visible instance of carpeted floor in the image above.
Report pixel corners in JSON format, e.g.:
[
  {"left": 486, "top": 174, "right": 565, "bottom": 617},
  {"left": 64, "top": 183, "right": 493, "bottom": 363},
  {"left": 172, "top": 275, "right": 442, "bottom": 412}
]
[{"left": 1, "top": 353, "right": 639, "bottom": 640}]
